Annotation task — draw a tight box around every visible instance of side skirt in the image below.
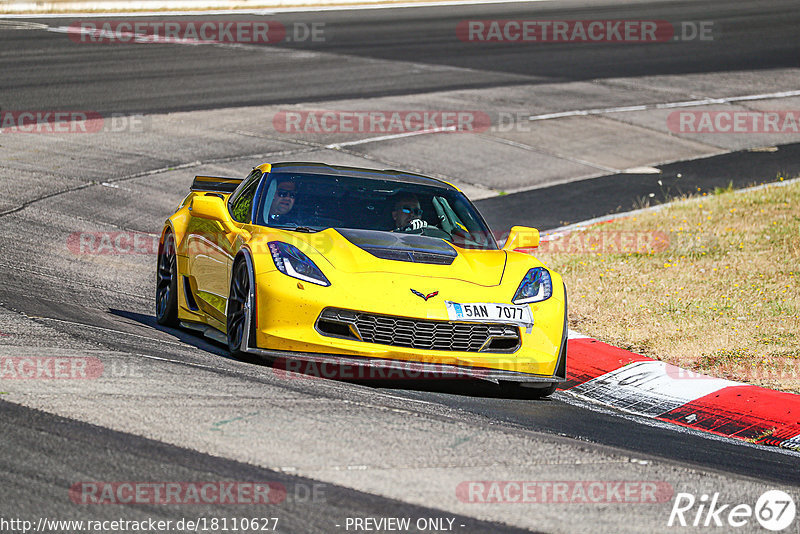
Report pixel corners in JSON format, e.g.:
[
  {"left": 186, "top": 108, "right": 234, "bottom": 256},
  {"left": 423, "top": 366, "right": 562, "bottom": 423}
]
[{"left": 179, "top": 320, "right": 227, "bottom": 345}]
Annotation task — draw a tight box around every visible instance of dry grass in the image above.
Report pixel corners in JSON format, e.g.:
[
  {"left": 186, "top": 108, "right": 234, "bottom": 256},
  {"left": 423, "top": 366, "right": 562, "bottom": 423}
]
[{"left": 538, "top": 177, "right": 800, "bottom": 392}]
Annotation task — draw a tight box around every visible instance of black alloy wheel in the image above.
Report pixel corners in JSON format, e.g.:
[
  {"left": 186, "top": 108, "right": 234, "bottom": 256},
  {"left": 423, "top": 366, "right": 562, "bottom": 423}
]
[
  {"left": 155, "top": 232, "right": 178, "bottom": 326},
  {"left": 227, "top": 258, "right": 252, "bottom": 356}
]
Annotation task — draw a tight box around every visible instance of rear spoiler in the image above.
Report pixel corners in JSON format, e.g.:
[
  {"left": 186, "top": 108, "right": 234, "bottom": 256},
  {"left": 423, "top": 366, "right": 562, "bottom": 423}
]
[{"left": 190, "top": 175, "right": 243, "bottom": 194}]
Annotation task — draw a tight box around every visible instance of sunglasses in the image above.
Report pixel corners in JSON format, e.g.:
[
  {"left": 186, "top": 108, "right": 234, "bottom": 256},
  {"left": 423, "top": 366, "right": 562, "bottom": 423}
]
[
  {"left": 399, "top": 206, "right": 423, "bottom": 216},
  {"left": 277, "top": 190, "right": 296, "bottom": 199}
]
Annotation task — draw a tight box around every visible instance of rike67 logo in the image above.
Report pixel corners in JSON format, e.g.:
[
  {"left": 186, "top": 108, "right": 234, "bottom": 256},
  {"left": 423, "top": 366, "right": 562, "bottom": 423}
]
[{"left": 668, "top": 490, "right": 796, "bottom": 531}]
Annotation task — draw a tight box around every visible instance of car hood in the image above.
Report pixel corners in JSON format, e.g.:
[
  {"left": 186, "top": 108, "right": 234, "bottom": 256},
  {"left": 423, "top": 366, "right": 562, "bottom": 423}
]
[{"left": 272, "top": 227, "right": 508, "bottom": 287}]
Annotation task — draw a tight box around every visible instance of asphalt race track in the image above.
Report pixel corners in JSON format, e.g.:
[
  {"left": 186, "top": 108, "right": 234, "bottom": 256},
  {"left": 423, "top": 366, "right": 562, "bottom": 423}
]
[
  {"left": 1, "top": 1, "right": 799, "bottom": 532},
  {"left": 3, "top": 0, "right": 799, "bottom": 114}
]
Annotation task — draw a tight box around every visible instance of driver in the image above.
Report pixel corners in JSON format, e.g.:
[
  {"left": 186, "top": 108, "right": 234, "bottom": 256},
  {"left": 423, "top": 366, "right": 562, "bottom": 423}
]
[
  {"left": 267, "top": 179, "right": 297, "bottom": 223},
  {"left": 391, "top": 193, "right": 428, "bottom": 232}
]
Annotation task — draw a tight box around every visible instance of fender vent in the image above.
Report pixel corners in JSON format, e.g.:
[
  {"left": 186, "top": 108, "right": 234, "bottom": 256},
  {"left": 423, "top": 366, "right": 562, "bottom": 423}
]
[{"left": 182, "top": 276, "right": 200, "bottom": 311}]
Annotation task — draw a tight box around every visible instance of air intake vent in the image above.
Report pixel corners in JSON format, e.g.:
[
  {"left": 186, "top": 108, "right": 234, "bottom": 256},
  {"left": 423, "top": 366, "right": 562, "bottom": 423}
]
[
  {"left": 361, "top": 247, "right": 455, "bottom": 265},
  {"left": 316, "top": 308, "right": 520, "bottom": 353}
]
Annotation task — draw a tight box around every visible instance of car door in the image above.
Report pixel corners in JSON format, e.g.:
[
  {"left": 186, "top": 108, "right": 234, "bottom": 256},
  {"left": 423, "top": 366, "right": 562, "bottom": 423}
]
[{"left": 187, "top": 170, "right": 260, "bottom": 323}]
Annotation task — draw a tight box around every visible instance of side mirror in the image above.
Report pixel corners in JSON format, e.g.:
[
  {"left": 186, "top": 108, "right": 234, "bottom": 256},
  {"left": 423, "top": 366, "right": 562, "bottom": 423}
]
[
  {"left": 190, "top": 194, "right": 237, "bottom": 232},
  {"left": 190, "top": 194, "right": 228, "bottom": 219},
  {"left": 502, "top": 226, "right": 540, "bottom": 251}
]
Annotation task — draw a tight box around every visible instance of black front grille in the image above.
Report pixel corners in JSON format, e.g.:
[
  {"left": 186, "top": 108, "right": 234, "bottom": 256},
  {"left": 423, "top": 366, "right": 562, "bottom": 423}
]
[{"left": 316, "top": 308, "right": 520, "bottom": 353}]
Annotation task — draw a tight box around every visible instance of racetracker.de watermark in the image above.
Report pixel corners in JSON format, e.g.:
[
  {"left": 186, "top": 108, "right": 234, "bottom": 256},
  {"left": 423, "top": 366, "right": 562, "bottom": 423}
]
[
  {"left": 457, "top": 20, "right": 714, "bottom": 43},
  {"left": 0, "top": 111, "right": 150, "bottom": 134},
  {"left": 70, "top": 482, "right": 288, "bottom": 505},
  {"left": 273, "top": 110, "right": 491, "bottom": 134},
  {"left": 68, "top": 232, "right": 160, "bottom": 255},
  {"left": 69, "top": 230, "right": 570, "bottom": 257},
  {"left": 0, "top": 357, "right": 103, "bottom": 379},
  {"left": 68, "top": 231, "right": 326, "bottom": 256},
  {"left": 68, "top": 231, "right": 292, "bottom": 256},
  {"left": 66, "top": 20, "right": 325, "bottom": 44},
  {"left": 667, "top": 110, "right": 800, "bottom": 134},
  {"left": 0, "top": 357, "right": 153, "bottom": 380},
  {"left": 457, "top": 481, "right": 674, "bottom": 503},
  {"left": 666, "top": 363, "right": 800, "bottom": 382},
  {"left": 537, "top": 230, "right": 670, "bottom": 255},
  {"left": 271, "top": 357, "right": 492, "bottom": 381}
]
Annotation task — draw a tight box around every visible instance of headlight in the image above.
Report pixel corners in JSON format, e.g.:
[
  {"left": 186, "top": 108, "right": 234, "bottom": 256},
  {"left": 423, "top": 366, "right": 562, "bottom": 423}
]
[
  {"left": 512, "top": 267, "right": 552, "bottom": 304},
  {"left": 268, "top": 241, "right": 330, "bottom": 287}
]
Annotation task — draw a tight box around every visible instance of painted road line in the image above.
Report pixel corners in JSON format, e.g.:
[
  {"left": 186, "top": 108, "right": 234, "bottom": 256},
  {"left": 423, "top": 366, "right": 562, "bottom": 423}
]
[
  {"left": 540, "top": 174, "right": 800, "bottom": 243},
  {"left": 325, "top": 125, "right": 457, "bottom": 149},
  {"left": 1, "top": 0, "right": 549, "bottom": 16},
  {"left": 528, "top": 90, "right": 800, "bottom": 121},
  {"left": 566, "top": 329, "right": 590, "bottom": 340},
  {"left": 781, "top": 434, "right": 800, "bottom": 450}
]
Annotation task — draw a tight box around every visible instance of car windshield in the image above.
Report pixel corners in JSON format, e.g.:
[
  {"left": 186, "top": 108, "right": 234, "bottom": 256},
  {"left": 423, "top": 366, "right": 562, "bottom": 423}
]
[{"left": 254, "top": 172, "right": 498, "bottom": 250}]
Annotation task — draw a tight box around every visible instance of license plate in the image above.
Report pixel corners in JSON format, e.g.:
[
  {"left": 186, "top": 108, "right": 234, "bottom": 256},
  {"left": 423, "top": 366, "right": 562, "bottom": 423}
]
[{"left": 445, "top": 301, "right": 533, "bottom": 327}]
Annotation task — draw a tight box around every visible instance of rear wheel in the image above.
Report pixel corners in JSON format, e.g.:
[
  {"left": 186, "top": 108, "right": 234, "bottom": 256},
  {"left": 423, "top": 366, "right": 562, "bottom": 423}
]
[
  {"left": 227, "top": 257, "right": 252, "bottom": 357},
  {"left": 155, "top": 232, "right": 178, "bottom": 326}
]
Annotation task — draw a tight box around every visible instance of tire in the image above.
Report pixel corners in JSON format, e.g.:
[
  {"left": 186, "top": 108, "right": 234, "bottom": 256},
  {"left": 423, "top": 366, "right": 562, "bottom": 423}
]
[
  {"left": 522, "top": 382, "right": 557, "bottom": 399},
  {"left": 227, "top": 257, "right": 253, "bottom": 358},
  {"left": 155, "top": 231, "right": 178, "bottom": 326},
  {"left": 499, "top": 381, "right": 557, "bottom": 399}
]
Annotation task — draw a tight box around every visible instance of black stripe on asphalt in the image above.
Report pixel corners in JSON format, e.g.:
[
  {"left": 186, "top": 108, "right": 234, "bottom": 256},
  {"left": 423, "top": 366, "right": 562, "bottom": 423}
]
[{"left": 477, "top": 142, "right": 800, "bottom": 233}]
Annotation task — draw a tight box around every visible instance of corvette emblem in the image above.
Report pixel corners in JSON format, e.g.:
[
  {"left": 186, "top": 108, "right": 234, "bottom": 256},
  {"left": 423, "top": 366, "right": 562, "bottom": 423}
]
[{"left": 411, "top": 289, "right": 439, "bottom": 301}]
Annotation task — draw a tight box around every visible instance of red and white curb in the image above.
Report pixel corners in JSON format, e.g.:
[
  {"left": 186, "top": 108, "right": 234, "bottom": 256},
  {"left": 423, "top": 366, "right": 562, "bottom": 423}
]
[
  {"left": 543, "top": 178, "right": 800, "bottom": 452},
  {"left": 560, "top": 318, "right": 800, "bottom": 453}
]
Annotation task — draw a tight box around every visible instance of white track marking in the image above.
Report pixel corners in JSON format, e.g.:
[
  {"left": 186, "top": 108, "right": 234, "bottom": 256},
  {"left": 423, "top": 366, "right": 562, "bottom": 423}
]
[
  {"left": 528, "top": 90, "right": 800, "bottom": 121},
  {"left": 31, "top": 316, "right": 196, "bottom": 348},
  {"left": 781, "top": 433, "right": 800, "bottom": 450},
  {"left": 555, "top": 390, "right": 800, "bottom": 457},
  {"left": 542, "top": 174, "right": 800, "bottom": 240},
  {"left": 0, "top": 20, "right": 48, "bottom": 29},
  {"left": 567, "top": 330, "right": 590, "bottom": 340},
  {"left": 484, "top": 135, "right": 620, "bottom": 173},
  {"left": 0, "top": 0, "right": 551, "bottom": 17},
  {"left": 137, "top": 352, "right": 228, "bottom": 370},
  {"left": 325, "top": 125, "right": 457, "bottom": 149}
]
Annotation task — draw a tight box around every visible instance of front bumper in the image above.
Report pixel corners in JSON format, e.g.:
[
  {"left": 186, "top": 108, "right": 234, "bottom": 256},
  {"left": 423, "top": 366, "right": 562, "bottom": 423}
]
[{"left": 247, "top": 269, "right": 567, "bottom": 381}]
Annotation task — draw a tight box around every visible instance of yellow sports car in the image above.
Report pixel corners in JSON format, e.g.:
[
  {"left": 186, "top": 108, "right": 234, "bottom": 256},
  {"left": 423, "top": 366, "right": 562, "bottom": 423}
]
[{"left": 156, "top": 162, "right": 566, "bottom": 396}]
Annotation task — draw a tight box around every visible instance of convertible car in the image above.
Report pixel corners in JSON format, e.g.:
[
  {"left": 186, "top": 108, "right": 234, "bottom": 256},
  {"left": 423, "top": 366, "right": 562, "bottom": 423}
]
[{"left": 156, "top": 162, "right": 566, "bottom": 396}]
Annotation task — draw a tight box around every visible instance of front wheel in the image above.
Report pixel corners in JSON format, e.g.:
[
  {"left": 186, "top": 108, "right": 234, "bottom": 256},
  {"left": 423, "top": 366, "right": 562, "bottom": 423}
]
[
  {"left": 522, "top": 382, "right": 557, "bottom": 399},
  {"left": 155, "top": 231, "right": 178, "bottom": 326},
  {"left": 500, "top": 381, "right": 557, "bottom": 399},
  {"left": 227, "top": 257, "right": 253, "bottom": 358}
]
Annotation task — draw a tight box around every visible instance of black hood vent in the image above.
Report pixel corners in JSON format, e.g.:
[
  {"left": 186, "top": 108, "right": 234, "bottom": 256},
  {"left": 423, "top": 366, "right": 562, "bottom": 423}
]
[{"left": 336, "top": 228, "right": 457, "bottom": 265}]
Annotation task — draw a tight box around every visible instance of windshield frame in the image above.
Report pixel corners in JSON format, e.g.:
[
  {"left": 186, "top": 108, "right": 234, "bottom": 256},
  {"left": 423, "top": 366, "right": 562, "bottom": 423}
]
[{"left": 253, "top": 171, "right": 499, "bottom": 250}]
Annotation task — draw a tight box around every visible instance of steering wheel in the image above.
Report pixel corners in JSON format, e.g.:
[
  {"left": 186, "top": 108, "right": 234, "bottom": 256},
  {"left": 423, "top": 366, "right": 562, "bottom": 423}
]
[{"left": 398, "top": 218, "right": 428, "bottom": 232}]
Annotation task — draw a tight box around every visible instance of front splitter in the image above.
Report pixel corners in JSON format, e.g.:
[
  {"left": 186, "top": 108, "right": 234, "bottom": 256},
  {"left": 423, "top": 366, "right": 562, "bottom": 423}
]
[{"left": 245, "top": 346, "right": 563, "bottom": 386}]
